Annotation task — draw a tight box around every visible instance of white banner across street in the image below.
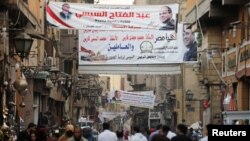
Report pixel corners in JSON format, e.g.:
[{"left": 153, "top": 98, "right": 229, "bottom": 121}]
[
  {"left": 46, "top": 2, "right": 179, "bottom": 30},
  {"left": 119, "top": 91, "right": 155, "bottom": 109},
  {"left": 78, "top": 28, "right": 184, "bottom": 64}
]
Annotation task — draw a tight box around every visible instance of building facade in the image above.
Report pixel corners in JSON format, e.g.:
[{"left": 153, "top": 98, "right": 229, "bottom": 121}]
[
  {"left": 0, "top": 0, "right": 50, "bottom": 129},
  {"left": 0, "top": 0, "right": 95, "bottom": 132},
  {"left": 183, "top": 0, "right": 250, "bottom": 125}
]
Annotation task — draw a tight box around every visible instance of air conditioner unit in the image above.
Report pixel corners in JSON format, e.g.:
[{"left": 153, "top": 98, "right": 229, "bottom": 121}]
[
  {"left": 45, "top": 57, "right": 53, "bottom": 66},
  {"left": 68, "top": 29, "right": 73, "bottom": 35},
  {"left": 73, "top": 29, "right": 77, "bottom": 35}
]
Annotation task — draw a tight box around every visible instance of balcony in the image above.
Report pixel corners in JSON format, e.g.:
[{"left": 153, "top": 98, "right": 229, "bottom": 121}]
[
  {"left": 129, "top": 83, "right": 146, "bottom": 91},
  {"left": 235, "top": 41, "right": 250, "bottom": 78},
  {"left": 222, "top": 0, "right": 249, "bottom": 5},
  {"left": 185, "top": 0, "right": 211, "bottom": 24},
  {"left": 222, "top": 41, "right": 250, "bottom": 78},
  {"left": 185, "top": 0, "right": 238, "bottom": 25},
  {"left": 222, "top": 47, "right": 237, "bottom": 78},
  {"left": 2, "top": 0, "right": 41, "bottom": 30},
  {"left": 2, "top": 0, "right": 20, "bottom": 5}
]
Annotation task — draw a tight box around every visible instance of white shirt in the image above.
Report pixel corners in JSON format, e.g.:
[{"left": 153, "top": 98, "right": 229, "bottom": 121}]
[
  {"left": 97, "top": 130, "right": 117, "bottom": 141},
  {"left": 130, "top": 133, "right": 148, "bottom": 141},
  {"left": 167, "top": 131, "right": 176, "bottom": 140},
  {"left": 199, "top": 136, "right": 208, "bottom": 141},
  {"left": 78, "top": 117, "right": 85, "bottom": 122}
]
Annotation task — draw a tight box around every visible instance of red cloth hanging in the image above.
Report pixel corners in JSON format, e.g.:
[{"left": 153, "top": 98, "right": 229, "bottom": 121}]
[{"left": 228, "top": 85, "right": 237, "bottom": 111}]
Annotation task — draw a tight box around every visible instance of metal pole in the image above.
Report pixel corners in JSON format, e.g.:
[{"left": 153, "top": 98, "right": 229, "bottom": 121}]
[
  {"left": 181, "top": 64, "right": 185, "bottom": 123},
  {"left": 0, "top": 12, "right": 8, "bottom": 126},
  {"left": 0, "top": 63, "right": 4, "bottom": 126},
  {"left": 70, "top": 61, "right": 77, "bottom": 123}
]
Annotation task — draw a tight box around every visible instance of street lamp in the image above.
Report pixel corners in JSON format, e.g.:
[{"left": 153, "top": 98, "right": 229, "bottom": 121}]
[
  {"left": 12, "top": 32, "right": 33, "bottom": 108},
  {"left": 186, "top": 90, "right": 194, "bottom": 101},
  {"left": 13, "top": 32, "right": 34, "bottom": 60}
]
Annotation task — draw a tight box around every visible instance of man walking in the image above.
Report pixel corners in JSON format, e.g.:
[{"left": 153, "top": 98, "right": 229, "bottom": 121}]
[
  {"left": 149, "top": 124, "right": 162, "bottom": 141},
  {"left": 171, "top": 124, "right": 192, "bottom": 141},
  {"left": 130, "top": 126, "right": 148, "bottom": 141},
  {"left": 68, "top": 126, "right": 87, "bottom": 141},
  {"left": 97, "top": 122, "right": 117, "bottom": 141},
  {"left": 17, "top": 122, "right": 36, "bottom": 141}
]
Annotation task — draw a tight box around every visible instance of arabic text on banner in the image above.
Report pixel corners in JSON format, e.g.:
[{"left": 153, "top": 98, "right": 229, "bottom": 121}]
[
  {"left": 78, "top": 26, "right": 184, "bottom": 64},
  {"left": 119, "top": 91, "right": 155, "bottom": 109},
  {"left": 46, "top": 2, "right": 179, "bottom": 30}
]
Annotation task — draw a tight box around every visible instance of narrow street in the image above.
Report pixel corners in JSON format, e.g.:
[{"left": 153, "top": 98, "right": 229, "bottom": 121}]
[{"left": 0, "top": 0, "right": 250, "bottom": 141}]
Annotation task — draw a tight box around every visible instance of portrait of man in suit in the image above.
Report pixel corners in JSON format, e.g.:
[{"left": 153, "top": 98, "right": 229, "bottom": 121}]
[
  {"left": 112, "top": 90, "right": 122, "bottom": 102},
  {"left": 159, "top": 6, "right": 176, "bottom": 30},
  {"left": 183, "top": 28, "right": 197, "bottom": 61},
  {"left": 60, "top": 3, "right": 72, "bottom": 20}
]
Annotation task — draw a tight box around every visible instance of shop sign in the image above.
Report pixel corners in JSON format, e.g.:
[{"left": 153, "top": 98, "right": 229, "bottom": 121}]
[
  {"left": 240, "top": 45, "right": 250, "bottom": 62},
  {"left": 149, "top": 112, "right": 160, "bottom": 119}
]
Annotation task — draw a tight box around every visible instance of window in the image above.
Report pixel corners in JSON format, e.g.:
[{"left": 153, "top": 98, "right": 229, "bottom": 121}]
[
  {"left": 176, "top": 101, "right": 180, "bottom": 109},
  {"left": 33, "top": 92, "right": 39, "bottom": 106},
  {"left": 107, "top": 77, "right": 110, "bottom": 91},
  {"left": 64, "top": 60, "right": 73, "bottom": 74},
  {"left": 23, "top": 0, "right": 28, "bottom": 4},
  {"left": 149, "top": 119, "right": 160, "bottom": 128},
  {"left": 187, "top": 107, "right": 195, "bottom": 112},
  {"left": 85, "top": 0, "right": 94, "bottom": 3},
  {"left": 233, "top": 82, "right": 237, "bottom": 108},
  {"left": 121, "top": 78, "right": 125, "bottom": 90},
  {"left": 45, "top": 40, "right": 53, "bottom": 57}
]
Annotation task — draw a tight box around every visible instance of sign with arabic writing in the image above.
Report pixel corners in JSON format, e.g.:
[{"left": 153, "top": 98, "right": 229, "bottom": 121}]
[
  {"left": 119, "top": 91, "right": 155, "bottom": 109},
  {"left": 79, "top": 27, "right": 184, "bottom": 64},
  {"left": 46, "top": 2, "right": 179, "bottom": 30}
]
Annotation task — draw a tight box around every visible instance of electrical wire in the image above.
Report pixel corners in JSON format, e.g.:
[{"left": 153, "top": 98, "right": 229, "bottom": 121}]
[
  {"left": 210, "top": 58, "right": 227, "bottom": 85},
  {"left": 196, "top": 0, "right": 204, "bottom": 39},
  {"left": 13, "top": 0, "right": 21, "bottom": 26}
]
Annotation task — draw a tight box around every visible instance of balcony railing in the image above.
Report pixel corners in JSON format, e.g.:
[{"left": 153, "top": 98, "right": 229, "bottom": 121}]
[
  {"left": 222, "top": 0, "right": 248, "bottom": 5},
  {"left": 222, "top": 41, "right": 250, "bottom": 78},
  {"left": 185, "top": 0, "right": 211, "bottom": 24},
  {"left": 185, "top": 0, "right": 239, "bottom": 25},
  {"left": 222, "top": 47, "right": 237, "bottom": 78},
  {"left": 3, "top": 0, "right": 41, "bottom": 30}
]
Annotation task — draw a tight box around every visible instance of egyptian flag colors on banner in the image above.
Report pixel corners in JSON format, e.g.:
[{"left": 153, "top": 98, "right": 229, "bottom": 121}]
[
  {"left": 46, "top": 3, "right": 73, "bottom": 28},
  {"left": 80, "top": 46, "right": 95, "bottom": 56}
]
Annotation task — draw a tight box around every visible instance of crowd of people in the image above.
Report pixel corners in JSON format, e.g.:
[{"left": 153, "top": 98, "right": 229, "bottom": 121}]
[
  {"left": 6, "top": 118, "right": 248, "bottom": 141},
  {"left": 9, "top": 122, "right": 95, "bottom": 141},
  {"left": 96, "top": 122, "right": 209, "bottom": 141},
  {"left": 8, "top": 121, "right": 211, "bottom": 141}
]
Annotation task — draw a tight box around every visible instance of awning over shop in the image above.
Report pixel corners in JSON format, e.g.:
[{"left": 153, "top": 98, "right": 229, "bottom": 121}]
[
  {"left": 78, "top": 64, "right": 181, "bottom": 75},
  {"left": 27, "top": 32, "right": 50, "bottom": 41},
  {"left": 98, "top": 111, "right": 127, "bottom": 123},
  {"left": 222, "top": 0, "right": 248, "bottom": 5},
  {"left": 17, "top": 0, "right": 41, "bottom": 29},
  {"left": 33, "top": 71, "right": 50, "bottom": 79}
]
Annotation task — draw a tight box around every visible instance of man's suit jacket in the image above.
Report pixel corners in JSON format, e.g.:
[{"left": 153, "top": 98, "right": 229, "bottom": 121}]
[
  {"left": 183, "top": 42, "right": 197, "bottom": 61},
  {"left": 60, "top": 12, "right": 72, "bottom": 20},
  {"left": 159, "top": 19, "right": 175, "bottom": 30}
]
